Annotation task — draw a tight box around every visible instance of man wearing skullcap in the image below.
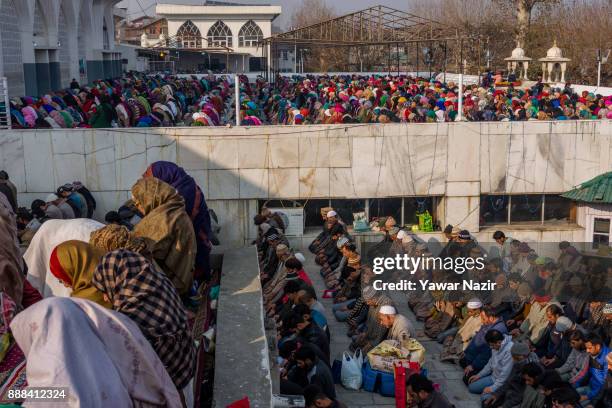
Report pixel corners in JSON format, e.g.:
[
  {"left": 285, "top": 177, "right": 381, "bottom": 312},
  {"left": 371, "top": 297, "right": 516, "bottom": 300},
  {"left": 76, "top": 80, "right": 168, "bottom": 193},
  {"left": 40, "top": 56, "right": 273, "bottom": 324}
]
[
  {"left": 482, "top": 341, "right": 541, "bottom": 407},
  {"left": 440, "top": 299, "right": 484, "bottom": 363},
  {"left": 378, "top": 305, "right": 415, "bottom": 344}
]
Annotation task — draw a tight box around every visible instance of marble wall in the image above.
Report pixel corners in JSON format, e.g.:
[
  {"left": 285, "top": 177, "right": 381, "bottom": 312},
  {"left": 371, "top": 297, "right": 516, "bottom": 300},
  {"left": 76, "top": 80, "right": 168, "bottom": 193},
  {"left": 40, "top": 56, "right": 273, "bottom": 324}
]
[{"left": 1, "top": 120, "right": 610, "bottom": 246}]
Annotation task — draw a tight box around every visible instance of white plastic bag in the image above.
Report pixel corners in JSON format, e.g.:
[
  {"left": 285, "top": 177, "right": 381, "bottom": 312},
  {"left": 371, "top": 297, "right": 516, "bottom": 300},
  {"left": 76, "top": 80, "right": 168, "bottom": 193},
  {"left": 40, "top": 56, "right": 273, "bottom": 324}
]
[{"left": 341, "top": 349, "right": 363, "bottom": 390}]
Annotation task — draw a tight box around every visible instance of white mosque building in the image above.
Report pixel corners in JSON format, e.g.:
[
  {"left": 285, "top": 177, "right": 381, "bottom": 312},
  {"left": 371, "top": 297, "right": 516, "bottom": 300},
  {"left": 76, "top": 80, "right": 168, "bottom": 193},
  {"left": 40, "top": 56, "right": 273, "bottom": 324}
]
[{"left": 142, "top": 1, "right": 281, "bottom": 73}]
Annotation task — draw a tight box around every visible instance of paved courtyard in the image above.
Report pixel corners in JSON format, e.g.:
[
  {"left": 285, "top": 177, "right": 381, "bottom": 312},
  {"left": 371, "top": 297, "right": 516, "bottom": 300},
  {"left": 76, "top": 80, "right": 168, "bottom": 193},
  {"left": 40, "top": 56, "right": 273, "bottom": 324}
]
[{"left": 303, "top": 252, "right": 481, "bottom": 408}]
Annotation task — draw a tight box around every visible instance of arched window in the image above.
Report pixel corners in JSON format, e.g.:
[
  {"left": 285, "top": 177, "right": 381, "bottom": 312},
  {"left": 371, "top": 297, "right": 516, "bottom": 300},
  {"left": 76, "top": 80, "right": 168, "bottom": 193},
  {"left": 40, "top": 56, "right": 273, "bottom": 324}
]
[
  {"left": 177, "top": 20, "right": 202, "bottom": 49},
  {"left": 207, "top": 21, "right": 232, "bottom": 47},
  {"left": 238, "top": 20, "right": 263, "bottom": 47}
]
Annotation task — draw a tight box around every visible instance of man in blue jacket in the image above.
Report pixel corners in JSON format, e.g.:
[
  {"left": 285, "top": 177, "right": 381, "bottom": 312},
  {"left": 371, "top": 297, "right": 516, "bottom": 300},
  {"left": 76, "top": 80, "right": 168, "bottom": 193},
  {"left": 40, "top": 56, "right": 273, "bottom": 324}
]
[
  {"left": 460, "top": 305, "right": 508, "bottom": 385},
  {"left": 577, "top": 333, "right": 609, "bottom": 405}
]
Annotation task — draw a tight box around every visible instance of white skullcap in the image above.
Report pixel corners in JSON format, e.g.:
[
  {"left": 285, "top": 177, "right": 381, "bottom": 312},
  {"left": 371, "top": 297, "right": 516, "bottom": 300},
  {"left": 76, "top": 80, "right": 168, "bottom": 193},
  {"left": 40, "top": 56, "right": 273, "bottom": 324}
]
[
  {"left": 336, "top": 236, "right": 349, "bottom": 249},
  {"left": 327, "top": 210, "right": 337, "bottom": 218},
  {"left": 260, "top": 223, "right": 271, "bottom": 233},
  {"left": 467, "top": 298, "right": 483, "bottom": 309},
  {"left": 45, "top": 193, "right": 58, "bottom": 203},
  {"left": 396, "top": 230, "right": 407, "bottom": 240},
  {"left": 379, "top": 305, "right": 397, "bottom": 315},
  {"left": 294, "top": 252, "right": 306, "bottom": 263}
]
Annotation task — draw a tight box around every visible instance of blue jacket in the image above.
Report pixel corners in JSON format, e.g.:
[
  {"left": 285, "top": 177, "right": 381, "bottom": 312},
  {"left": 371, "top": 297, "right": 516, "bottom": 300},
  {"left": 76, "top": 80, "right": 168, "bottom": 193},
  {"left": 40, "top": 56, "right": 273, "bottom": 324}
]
[
  {"left": 587, "top": 346, "right": 609, "bottom": 400},
  {"left": 463, "top": 318, "right": 508, "bottom": 372}
]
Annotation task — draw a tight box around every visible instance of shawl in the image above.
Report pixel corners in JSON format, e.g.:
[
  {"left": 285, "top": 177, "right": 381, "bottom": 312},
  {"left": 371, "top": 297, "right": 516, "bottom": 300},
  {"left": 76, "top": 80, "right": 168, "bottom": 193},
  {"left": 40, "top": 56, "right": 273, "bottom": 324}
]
[
  {"left": 143, "top": 161, "right": 212, "bottom": 280},
  {"left": 131, "top": 178, "right": 196, "bottom": 294},
  {"left": 11, "top": 297, "right": 182, "bottom": 408},
  {"left": 0, "top": 193, "right": 23, "bottom": 307},
  {"left": 89, "top": 224, "right": 148, "bottom": 254},
  {"left": 49, "top": 241, "right": 110, "bottom": 308},
  {"left": 92, "top": 250, "right": 195, "bottom": 389},
  {"left": 24, "top": 218, "right": 104, "bottom": 298},
  {"left": 0, "top": 292, "right": 26, "bottom": 402},
  {"left": 455, "top": 314, "right": 483, "bottom": 351}
]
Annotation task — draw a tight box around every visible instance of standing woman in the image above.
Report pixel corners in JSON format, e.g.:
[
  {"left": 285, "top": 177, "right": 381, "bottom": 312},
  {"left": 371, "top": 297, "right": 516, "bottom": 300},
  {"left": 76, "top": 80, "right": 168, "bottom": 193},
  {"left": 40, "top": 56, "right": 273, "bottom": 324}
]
[
  {"left": 130, "top": 177, "right": 196, "bottom": 295},
  {"left": 143, "top": 161, "right": 213, "bottom": 281},
  {"left": 92, "top": 250, "right": 195, "bottom": 405}
]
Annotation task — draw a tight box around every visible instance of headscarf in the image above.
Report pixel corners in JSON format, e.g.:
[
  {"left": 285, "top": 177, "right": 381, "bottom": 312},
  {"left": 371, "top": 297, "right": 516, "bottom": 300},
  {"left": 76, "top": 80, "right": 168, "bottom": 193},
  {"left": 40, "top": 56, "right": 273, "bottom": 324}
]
[
  {"left": 0, "top": 292, "right": 26, "bottom": 400},
  {"left": 0, "top": 192, "right": 23, "bottom": 307},
  {"left": 131, "top": 178, "right": 196, "bottom": 294},
  {"left": 10, "top": 297, "right": 182, "bottom": 407},
  {"left": 48, "top": 240, "right": 110, "bottom": 307},
  {"left": 89, "top": 224, "right": 148, "bottom": 254},
  {"left": 24, "top": 219, "right": 104, "bottom": 298},
  {"left": 143, "top": 161, "right": 213, "bottom": 281},
  {"left": 92, "top": 250, "right": 195, "bottom": 389}
]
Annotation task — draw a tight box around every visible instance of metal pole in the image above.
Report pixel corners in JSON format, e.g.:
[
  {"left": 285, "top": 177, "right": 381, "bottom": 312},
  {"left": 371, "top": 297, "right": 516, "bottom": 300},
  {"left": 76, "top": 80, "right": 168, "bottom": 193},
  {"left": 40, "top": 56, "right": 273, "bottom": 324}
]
[
  {"left": 396, "top": 43, "right": 400, "bottom": 76},
  {"left": 457, "top": 69, "right": 464, "bottom": 122},
  {"left": 235, "top": 74, "right": 240, "bottom": 126},
  {"left": 443, "top": 41, "right": 447, "bottom": 83},
  {"left": 597, "top": 61, "right": 602, "bottom": 88},
  {"left": 266, "top": 42, "right": 271, "bottom": 80},
  {"left": 294, "top": 43, "right": 297, "bottom": 73}
]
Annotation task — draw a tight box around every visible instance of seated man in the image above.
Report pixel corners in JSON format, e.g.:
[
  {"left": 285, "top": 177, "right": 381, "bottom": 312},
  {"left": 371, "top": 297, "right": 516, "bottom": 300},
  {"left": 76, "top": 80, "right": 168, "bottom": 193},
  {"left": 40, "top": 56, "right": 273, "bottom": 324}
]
[
  {"left": 286, "top": 311, "right": 330, "bottom": 364},
  {"left": 407, "top": 374, "right": 454, "bottom": 408},
  {"left": 577, "top": 333, "right": 609, "bottom": 405},
  {"left": 378, "top": 305, "right": 415, "bottom": 343},
  {"left": 512, "top": 292, "right": 561, "bottom": 347},
  {"left": 303, "top": 384, "right": 348, "bottom": 408},
  {"left": 439, "top": 298, "right": 483, "bottom": 363},
  {"left": 294, "top": 345, "right": 336, "bottom": 400},
  {"left": 461, "top": 305, "right": 508, "bottom": 381},
  {"left": 556, "top": 330, "right": 589, "bottom": 387},
  {"left": 482, "top": 341, "right": 541, "bottom": 408},
  {"left": 467, "top": 330, "right": 514, "bottom": 401},
  {"left": 350, "top": 292, "right": 394, "bottom": 353}
]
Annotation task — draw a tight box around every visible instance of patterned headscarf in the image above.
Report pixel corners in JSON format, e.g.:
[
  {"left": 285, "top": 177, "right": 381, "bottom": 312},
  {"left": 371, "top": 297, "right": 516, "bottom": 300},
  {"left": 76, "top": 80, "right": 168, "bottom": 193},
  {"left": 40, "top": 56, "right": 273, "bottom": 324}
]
[
  {"left": 92, "top": 250, "right": 195, "bottom": 389},
  {"left": 89, "top": 224, "right": 148, "bottom": 255}
]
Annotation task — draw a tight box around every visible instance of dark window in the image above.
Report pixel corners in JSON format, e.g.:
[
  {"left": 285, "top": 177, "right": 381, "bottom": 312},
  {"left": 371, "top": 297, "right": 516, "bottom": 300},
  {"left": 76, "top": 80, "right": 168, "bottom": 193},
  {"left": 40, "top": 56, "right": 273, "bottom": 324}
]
[
  {"left": 404, "top": 197, "right": 435, "bottom": 226},
  {"left": 369, "top": 198, "right": 402, "bottom": 223},
  {"left": 480, "top": 195, "right": 509, "bottom": 225},
  {"left": 303, "top": 199, "right": 331, "bottom": 228},
  {"left": 593, "top": 218, "right": 610, "bottom": 248},
  {"left": 543, "top": 195, "right": 572, "bottom": 222},
  {"left": 510, "top": 195, "right": 542, "bottom": 223},
  {"left": 330, "top": 199, "right": 366, "bottom": 225}
]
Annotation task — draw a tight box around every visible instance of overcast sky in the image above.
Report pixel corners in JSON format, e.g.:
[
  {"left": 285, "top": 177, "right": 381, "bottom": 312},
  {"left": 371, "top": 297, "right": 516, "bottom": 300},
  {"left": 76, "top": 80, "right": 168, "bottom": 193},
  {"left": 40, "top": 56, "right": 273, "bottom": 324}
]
[{"left": 117, "top": 0, "right": 410, "bottom": 29}]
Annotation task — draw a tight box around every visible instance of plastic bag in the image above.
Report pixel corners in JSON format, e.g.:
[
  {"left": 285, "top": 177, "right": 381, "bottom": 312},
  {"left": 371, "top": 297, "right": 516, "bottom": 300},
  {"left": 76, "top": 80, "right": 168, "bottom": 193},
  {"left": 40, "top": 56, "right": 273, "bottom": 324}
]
[{"left": 341, "top": 349, "right": 363, "bottom": 390}]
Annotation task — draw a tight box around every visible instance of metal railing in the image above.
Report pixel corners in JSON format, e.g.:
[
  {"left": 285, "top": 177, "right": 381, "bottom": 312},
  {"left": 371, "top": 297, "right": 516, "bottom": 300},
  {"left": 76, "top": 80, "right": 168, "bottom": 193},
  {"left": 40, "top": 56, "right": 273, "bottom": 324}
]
[{"left": 0, "top": 77, "right": 10, "bottom": 129}]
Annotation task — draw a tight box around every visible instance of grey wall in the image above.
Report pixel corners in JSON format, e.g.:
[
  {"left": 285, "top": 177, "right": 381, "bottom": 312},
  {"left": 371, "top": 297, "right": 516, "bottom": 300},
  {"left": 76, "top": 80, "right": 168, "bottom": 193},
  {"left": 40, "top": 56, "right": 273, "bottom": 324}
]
[{"left": 1, "top": 120, "right": 610, "bottom": 248}]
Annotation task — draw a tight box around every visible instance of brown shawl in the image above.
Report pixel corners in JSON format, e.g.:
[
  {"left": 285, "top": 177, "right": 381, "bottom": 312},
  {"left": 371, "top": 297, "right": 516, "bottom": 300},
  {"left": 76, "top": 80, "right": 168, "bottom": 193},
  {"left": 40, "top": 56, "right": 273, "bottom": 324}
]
[
  {"left": 0, "top": 192, "right": 23, "bottom": 306},
  {"left": 131, "top": 178, "right": 196, "bottom": 295}
]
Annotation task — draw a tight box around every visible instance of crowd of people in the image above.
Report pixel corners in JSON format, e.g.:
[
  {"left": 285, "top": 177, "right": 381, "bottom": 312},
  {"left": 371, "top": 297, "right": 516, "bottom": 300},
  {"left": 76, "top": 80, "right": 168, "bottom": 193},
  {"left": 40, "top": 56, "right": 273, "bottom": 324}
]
[
  {"left": 9, "top": 72, "right": 612, "bottom": 129},
  {"left": 256, "top": 206, "right": 612, "bottom": 407},
  {"left": 0, "top": 161, "right": 216, "bottom": 406}
]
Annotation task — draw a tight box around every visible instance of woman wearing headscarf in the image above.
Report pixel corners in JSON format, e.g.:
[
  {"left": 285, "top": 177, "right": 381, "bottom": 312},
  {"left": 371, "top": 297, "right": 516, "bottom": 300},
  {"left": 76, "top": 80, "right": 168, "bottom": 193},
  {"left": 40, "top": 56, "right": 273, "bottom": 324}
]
[
  {"left": 92, "top": 250, "right": 195, "bottom": 401},
  {"left": 0, "top": 193, "right": 23, "bottom": 308},
  {"left": 142, "top": 161, "right": 213, "bottom": 281},
  {"left": 89, "top": 224, "right": 148, "bottom": 254},
  {"left": 24, "top": 218, "right": 104, "bottom": 298},
  {"left": 10, "top": 297, "right": 182, "bottom": 408},
  {"left": 0, "top": 292, "right": 26, "bottom": 402},
  {"left": 48, "top": 240, "right": 110, "bottom": 307},
  {"left": 131, "top": 178, "right": 196, "bottom": 295}
]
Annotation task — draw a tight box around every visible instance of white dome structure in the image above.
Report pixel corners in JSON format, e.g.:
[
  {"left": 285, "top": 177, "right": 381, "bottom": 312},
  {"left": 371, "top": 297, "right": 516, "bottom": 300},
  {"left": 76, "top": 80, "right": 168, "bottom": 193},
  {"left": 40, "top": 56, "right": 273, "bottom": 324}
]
[
  {"left": 539, "top": 41, "right": 571, "bottom": 83},
  {"left": 505, "top": 44, "right": 532, "bottom": 80}
]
